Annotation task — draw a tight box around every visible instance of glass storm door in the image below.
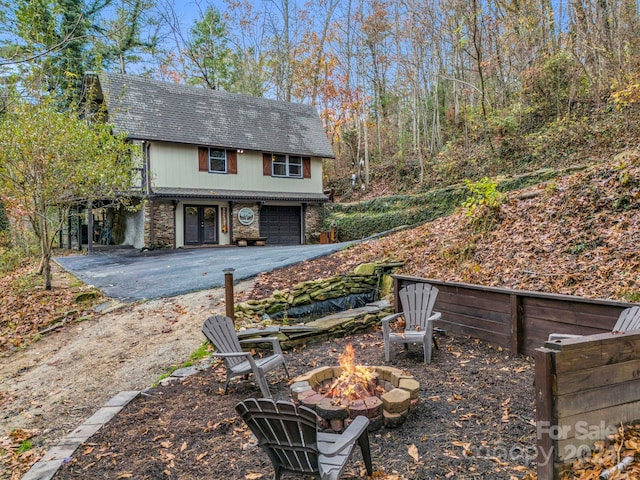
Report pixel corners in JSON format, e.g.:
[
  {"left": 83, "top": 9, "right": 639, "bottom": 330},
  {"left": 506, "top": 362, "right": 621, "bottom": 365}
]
[{"left": 184, "top": 205, "right": 218, "bottom": 245}]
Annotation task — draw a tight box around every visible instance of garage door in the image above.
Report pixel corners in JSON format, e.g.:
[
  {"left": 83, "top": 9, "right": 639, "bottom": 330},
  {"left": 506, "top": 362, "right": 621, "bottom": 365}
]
[{"left": 260, "top": 206, "right": 301, "bottom": 245}]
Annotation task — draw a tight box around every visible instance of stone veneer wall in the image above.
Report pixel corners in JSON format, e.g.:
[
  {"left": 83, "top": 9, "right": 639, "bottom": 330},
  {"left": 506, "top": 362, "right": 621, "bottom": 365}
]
[
  {"left": 234, "top": 262, "right": 397, "bottom": 323},
  {"left": 232, "top": 203, "right": 260, "bottom": 241},
  {"left": 304, "top": 204, "right": 323, "bottom": 243},
  {"left": 144, "top": 200, "right": 175, "bottom": 249}
]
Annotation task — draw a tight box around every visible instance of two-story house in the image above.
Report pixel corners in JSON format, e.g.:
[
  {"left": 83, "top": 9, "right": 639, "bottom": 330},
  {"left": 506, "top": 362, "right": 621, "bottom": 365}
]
[{"left": 84, "top": 72, "right": 334, "bottom": 249}]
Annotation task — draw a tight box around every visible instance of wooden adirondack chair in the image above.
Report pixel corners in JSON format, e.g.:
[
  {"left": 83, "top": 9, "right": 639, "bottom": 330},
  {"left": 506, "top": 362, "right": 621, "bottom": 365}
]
[
  {"left": 235, "top": 398, "right": 373, "bottom": 480},
  {"left": 381, "top": 283, "right": 442, "bottom": 363},
  {"left": 548, "top": 306, "right": 640, "bottom": 342},
  {"left": 202, "top": 315, "right": 289, "bottom": 398}
]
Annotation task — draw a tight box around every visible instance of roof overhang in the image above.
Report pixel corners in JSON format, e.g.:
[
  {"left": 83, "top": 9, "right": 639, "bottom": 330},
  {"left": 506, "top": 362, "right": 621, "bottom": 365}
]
[{"left": 150, "top": 187, "right": 329, "bottom": 203}]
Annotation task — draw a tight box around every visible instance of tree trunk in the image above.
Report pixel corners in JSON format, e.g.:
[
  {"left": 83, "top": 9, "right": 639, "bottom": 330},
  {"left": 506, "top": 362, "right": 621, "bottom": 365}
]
[
  {"left": 310, "top": 0, "right": 338, "bottom": 105},
  {"left": 43, "top": 252, "right": 52, "bottom": 290},
  {"left": 363, "top": 113, "right": 370, "bottom": 189},
  {"left": 39, "top": 216, "right": 52, "bottom": 290},
  {"left": 282, "top": 0, "right": 292, "bottom": 102}
]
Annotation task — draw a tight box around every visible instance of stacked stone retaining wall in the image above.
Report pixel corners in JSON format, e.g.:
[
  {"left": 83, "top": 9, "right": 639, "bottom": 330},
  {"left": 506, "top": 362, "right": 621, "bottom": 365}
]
[{"left": 234, "top": 262, "right": 399, "bottom": 324}]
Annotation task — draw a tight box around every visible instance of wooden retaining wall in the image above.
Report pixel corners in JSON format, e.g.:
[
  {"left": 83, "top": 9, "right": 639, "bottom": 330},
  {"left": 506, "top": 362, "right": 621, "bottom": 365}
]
[
  {"left": 394, "top": 275, "right": 635, "bottom": 357},
  {"left": 535, "top": 332, "right": 640, "bottom": 479},
  {"left": 393, "top": 275, "right": 640, "bottom": 479}
]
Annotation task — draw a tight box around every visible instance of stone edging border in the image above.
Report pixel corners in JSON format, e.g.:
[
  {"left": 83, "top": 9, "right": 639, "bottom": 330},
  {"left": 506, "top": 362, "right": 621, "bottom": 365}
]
[
  {"left": 20, "top": 363, "right": 211, "bottom": 480},
  {"left": 21, "top": 391, "right": 140, "bottom": 480}
]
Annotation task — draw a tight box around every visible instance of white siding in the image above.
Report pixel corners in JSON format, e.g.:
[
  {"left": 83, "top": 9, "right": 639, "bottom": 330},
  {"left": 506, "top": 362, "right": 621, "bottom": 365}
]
[{"left": 150, "top": 141, "right": 324, "bottom": 194}]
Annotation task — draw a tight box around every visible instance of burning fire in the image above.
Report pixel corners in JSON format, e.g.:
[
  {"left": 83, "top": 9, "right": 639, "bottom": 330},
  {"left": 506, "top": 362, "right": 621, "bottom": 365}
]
[{"left": 326, "top": 344, "right": 375, "bottom": 404}]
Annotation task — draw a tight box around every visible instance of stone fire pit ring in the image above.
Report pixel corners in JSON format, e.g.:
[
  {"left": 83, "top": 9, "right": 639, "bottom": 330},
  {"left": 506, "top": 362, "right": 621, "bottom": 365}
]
[{"left": 290, "top": 365, "right": 419, "bottom": 432}]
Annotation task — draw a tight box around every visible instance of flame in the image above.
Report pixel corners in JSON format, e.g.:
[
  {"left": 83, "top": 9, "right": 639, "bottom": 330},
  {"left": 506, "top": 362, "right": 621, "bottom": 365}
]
[{"left": 326, "top": 344, "right": 374, "bottom": 404}]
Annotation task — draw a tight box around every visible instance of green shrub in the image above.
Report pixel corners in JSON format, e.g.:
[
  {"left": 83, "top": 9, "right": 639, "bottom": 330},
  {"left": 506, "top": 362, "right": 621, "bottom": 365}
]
[
  {"left": 461, "top": 177, "right": 505, "bottom": 232},
  {"left": 520, "top": 52, "right": 588, "bottom": 121},
  {"left": 462, "top": 177, "right": 505, "bottom": 217},
  {"left": 0, "top": 242, "right": 27, "bottom": 273}
]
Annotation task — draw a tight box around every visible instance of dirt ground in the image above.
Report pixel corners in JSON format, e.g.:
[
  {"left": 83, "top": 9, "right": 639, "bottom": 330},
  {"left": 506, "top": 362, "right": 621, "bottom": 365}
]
[
  {"left": 2, "top": 255, "right": 539, "bottom": 480},
  {"left": 50, "top": 331, "right": 537, "bottom": 480},
  {"left": 1, "top": 280, "right": 253, "bottom": 480},
  {"left": 0, "top": 255, "right": 362, "bottom": 480}
]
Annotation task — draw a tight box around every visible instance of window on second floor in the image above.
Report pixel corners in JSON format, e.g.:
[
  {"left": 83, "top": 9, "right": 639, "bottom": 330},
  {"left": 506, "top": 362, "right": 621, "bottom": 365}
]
[
  {"left": 209, "top": 148, "right": 227, "bottom": 173},
  {"left": 198, "top": 147, "right": 237, "bottom": 174},
  {"left": 272, "top": 154, "right": 303, "bottom": 178},
  {"left": 262, "top": 153, "right": 311, "bottom": 178}
]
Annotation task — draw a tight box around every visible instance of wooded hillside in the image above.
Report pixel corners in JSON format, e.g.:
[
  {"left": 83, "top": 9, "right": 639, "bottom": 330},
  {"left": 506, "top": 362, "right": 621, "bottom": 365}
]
[
  {"left": 251, "top": 153, "right": 640, "bottom": 303},
  {"left": 2, "top": 0, "right": 640, "bottom": 195}
]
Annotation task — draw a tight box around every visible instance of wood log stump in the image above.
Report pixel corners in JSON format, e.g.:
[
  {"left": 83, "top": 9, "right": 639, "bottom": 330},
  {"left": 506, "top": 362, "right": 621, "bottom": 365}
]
[
  {"left": 317, "top": 398, "right": 348, "bottom": 420},
  {"left": 329, "top": 418, "right": 344, "bottom": 432},
  {"left": 347, "top": 399, "right": 368, "bottom": 419},
  {"left": 383, "top": 409, "right": 409, "bottom": 428},
  {"left": 297, "top": 390, "right": 325, "bottom": 410},
  {"left": 364, "top": 397, "right": 383, "bottom": 417}
]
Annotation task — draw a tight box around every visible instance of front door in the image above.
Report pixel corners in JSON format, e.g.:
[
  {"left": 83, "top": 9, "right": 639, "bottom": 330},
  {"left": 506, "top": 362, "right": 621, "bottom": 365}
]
[{"left": 184, "top": 205, "right": 218, "bottom": 245}]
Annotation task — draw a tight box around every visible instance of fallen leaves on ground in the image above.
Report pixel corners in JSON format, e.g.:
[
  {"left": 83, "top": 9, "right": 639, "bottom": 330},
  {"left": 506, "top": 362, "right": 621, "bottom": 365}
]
[
  {"left": 53, "top": 333, "right": 537, "bottom": 479},
  {"left": 407, "top": 444, "right": 419, "bottom": 463},
  {"left": 0, "top": 261, "right": 102, "bottom": 355},
  {"left": 563, "top": 423, "right": 640, "bottom": 479},
  {"left": 0, "top": 428, "right": 43, "bottom": 479},
  {"left": 244, "top": 159, "right": 640, "bottom": 304},
  {"left": 2, "top": 159, "right": 639, "bottom": 479}
]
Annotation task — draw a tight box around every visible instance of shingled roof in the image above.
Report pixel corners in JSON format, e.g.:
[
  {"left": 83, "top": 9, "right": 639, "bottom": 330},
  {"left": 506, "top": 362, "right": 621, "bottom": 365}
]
[{"left": 92, "top": 72, "right": 335, "bottom": 159}]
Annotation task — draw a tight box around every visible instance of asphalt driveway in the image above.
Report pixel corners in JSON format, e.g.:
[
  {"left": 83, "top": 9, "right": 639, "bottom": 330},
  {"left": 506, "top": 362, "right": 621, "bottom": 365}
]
[{"left": 54, "top": 242, "right": 353, "bottom": 302}]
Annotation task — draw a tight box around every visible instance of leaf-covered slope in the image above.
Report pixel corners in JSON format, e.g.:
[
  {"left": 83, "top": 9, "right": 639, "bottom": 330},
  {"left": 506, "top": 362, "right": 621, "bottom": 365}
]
[
  {"left": 0, "top": 264, "right": 102, "bottom": 354},
  {"left": 250, "top": 155, "right": 640, "bottom": 302}
]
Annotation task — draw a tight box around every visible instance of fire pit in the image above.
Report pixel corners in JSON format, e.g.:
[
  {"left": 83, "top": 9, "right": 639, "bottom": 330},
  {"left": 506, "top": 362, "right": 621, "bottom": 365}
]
[{"left": 290, "top": 344, "right": 419, "bottom": 432}]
